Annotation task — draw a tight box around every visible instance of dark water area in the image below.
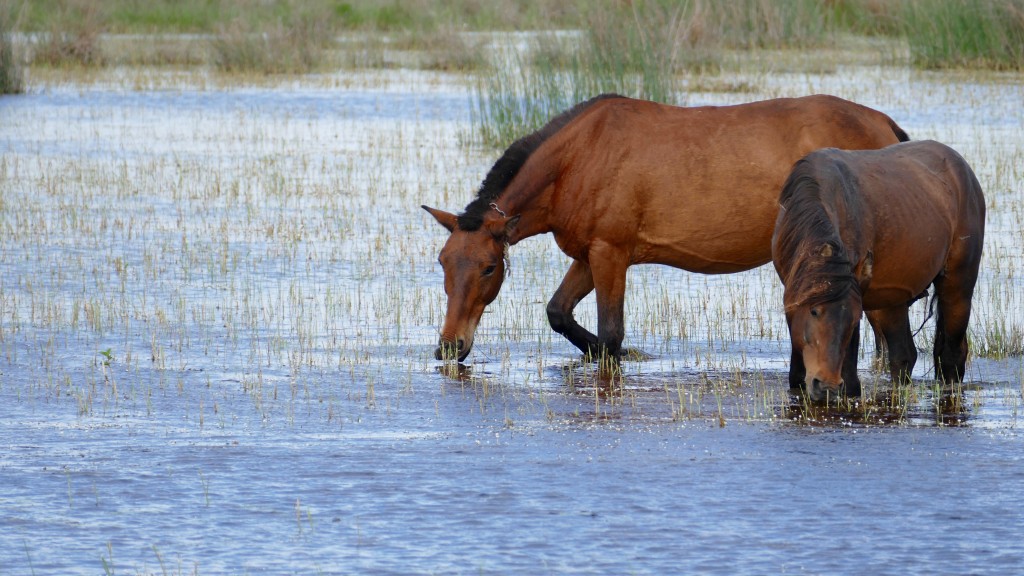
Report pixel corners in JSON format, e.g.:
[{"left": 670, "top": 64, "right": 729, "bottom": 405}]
[
  {"left": 3, "top": 359, "right": 1024, "bottom": 575},
  {"left": 1, "top": 70, "right": 1024, "bottom": 574}
]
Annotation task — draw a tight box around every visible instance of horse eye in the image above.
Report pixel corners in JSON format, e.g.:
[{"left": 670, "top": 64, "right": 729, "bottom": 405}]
[
  {"left": 810, "top": 308, "right": 820, "bottom": 318},
  {"left": 482, "top": 264, "right": 497, "bottom": 277}
]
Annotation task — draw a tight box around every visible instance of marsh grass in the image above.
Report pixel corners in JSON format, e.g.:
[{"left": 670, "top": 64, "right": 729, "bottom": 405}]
[
  {"left": 336, "top": 28, "right": 488, "bottom": 72},
  {"left": 1, "top": 19, "right": 1021, "bottom": 439},
  {"left": 0, "top": 0, "right": 23, "bottom": 93},
  {"left": 471, "top": 0, "right": 849, "bottom": 148},
  {"left": 974, "top": 318, "right": 1024, "bottom": 359},
  {"left": 31, "top": 0, "right": 105, "bottom": 67},
  {"left": 472, "top": 2, "right": 694, "bottom": 148},
  {"left": 16, "top": 0, "right": 1024, "bottom": 75},
  {"left": 901, "top": 0, "right": 1024, "bottom": 70},
  {"left": 210, "top": 11, "right": 334, "bottom": 74}
]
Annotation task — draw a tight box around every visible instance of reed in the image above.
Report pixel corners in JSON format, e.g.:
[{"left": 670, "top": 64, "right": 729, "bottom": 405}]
[
  {"left": 472, "top": 1, "right": 692, "bottom": 149},
  {"left": 209, "top": 10, "right": 333, "bottom": 74},
  {"left": 900, "top": 0, "right": 1024, "bottom": 70},
  {"left": 470, "top": 0, "right": 851, "bottom": 148},
  {"left": 0, "top": 0, "right": 23, "bottom": 93},
  {"left": 31, "top": 0, "right": 105, "bottom": 67}
]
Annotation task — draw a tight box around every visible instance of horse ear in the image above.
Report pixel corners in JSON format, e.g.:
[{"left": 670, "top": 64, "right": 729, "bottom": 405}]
[
  {"left": 422, "top": 205, "right": 457, "bottom": 233},
  {"left": 504, "top": 214, "right": 521, "bottom": 236},
  {"left": 485, "top": 214, "right": 521, "bottom": 241},
  {"left": 820, "top": 243, "right": 834, "bottom": 258}
]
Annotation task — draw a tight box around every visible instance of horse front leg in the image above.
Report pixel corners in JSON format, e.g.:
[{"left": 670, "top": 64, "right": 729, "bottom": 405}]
[
  {"left": 588, "top": 242, "right": 629, "bottom": 367},
  {"left": 841, "top": 321, "right": 862, "bottom": 399},
  {"left": 546, "top": 259, "right": 599, "bottom": 356},
  {"left": 870, "top": 306, "right": 917, "bottom": 384}
]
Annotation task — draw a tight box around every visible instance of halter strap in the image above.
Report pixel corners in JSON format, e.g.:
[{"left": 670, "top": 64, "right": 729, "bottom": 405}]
[{"left": 489, "top": 202, "right": 507, "bottom": 218}]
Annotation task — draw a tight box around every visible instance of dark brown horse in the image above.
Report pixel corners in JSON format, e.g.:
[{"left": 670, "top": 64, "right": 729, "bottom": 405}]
[
  {"left": 424, "top": 94, "right": 909, "bottom": 363},
  {"left": 772, "top": 140, "right": 985, "bottom": 402}
]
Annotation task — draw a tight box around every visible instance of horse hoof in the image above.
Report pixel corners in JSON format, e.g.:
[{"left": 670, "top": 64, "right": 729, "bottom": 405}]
[{"left": 620, "top": 348, "right": 653, "bottom": 361}]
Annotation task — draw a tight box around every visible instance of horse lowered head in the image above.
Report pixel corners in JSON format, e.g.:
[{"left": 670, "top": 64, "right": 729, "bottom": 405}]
[
  {"left": 422, "top": 205, "right": 520, "bottom": 362},
  {"left": 782, "top": 242, "right": 872, "bottom": 402}
]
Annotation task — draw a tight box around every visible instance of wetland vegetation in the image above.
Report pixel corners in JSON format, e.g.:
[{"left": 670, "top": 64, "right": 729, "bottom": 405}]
[{"left": 1, "top": 0, "right": 1023, "bottom": 573}]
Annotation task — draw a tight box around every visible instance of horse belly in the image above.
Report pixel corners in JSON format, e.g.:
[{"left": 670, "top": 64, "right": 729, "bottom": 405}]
[
  {"left": 862, "top": 239, "right": 949, "bottom": 310},
  {"left": 635, "top": 200, "right": 776, "bottom": 273}
]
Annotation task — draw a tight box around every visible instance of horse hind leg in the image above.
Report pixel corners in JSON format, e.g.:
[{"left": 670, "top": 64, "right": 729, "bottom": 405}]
[
  {"left": 933, "top": 220, "right": 984, "bottom": 382},
  {"left": 932, "top": 275, "right": 976, "bottom": 383},
  {"left": 865, "top": 310, "right": 889, "bottom": 372}
]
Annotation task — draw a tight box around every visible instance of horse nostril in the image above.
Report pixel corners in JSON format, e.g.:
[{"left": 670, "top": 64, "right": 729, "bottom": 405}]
[
  {"left": 435, "top": 339, "right": 460, "bottom": 361},
  {"left": 434, "top": 338, "right": 467, "bottom": 362}
]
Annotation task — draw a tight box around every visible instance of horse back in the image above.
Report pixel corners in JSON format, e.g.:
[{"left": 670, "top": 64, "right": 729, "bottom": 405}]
[
  {"left": 805, "top": 141, "right": 984, "bottom": 309},
  {"left": 542, "top": 95, "right": 908, "bottom": 272}
]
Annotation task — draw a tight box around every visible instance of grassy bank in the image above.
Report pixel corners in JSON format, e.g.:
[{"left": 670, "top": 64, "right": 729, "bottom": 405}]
[{"left": 17, "top": 1, "right": 1024, "bottom": 69}]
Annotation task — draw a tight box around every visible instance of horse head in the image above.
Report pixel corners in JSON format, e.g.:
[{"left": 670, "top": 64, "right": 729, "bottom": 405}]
[
  {"left": 423, "top": 205, "right": 520, "bottom": 362},
  {"left": 784, "top": 243, "right": 872, "bottom": 402}
]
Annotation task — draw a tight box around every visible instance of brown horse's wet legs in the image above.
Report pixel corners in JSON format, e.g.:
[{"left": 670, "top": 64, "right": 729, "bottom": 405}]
[
  {"left": 841, "top": 322, "right": 862, "bottom": 398},
  {"left": 588, "top": 243, "right": 629, "bottom": 361},
  {"left": 786, "top": 313, "right": 806, "bottom": 390},
  {"left": 788, "top": 347, "right": 806, "bottom": 390},
  {"left": 932, "top": 276, "right": 974, "bottom": 382},
  {"left": 865, "top": 310, "right": 888, "bottom": 368},
  {"left": 933, "top": 224, "right": 983, "bottom": 381},
  {"left": 870, "top": 306, "right": 917, "bottom": 384},
  {"left": 546, "top": 260, "right": 600, "bottom": 356}
]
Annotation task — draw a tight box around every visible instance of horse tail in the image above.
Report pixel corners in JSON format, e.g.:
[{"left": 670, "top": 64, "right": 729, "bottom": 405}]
[{"left": 888, "top": 118, "right": 910, "bottom": 142}]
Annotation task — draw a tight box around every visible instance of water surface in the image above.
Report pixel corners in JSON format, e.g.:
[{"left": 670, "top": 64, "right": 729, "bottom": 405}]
[{"left": 1, "top": 64, "right": 1023, "bottom": 574}]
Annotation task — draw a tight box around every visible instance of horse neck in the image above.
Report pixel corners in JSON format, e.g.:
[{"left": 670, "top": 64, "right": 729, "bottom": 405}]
[
  {"left": 779, "top": 198, "right": 839, "bottom": 277},
  {"left": 497, "top": 145, "right": 562, "bottom": 245}
]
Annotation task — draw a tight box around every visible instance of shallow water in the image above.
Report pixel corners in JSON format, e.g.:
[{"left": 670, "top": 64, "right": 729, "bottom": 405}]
[{"left": 1, "top": 62, "right": 1023, "bottom": 574}]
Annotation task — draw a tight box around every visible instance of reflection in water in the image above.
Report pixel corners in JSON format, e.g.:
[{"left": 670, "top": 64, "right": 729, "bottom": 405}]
[
  {"left": 435, "top": 361, "right": 474, "bottom": 381},
  {"left": 783, "top": 382, "right": 971, "bottom": 427},
  {"left": 555, "top": 359, "right": 632, "bottom": 400}
]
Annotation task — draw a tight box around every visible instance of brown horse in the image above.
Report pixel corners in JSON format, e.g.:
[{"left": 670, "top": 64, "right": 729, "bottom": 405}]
[
  {"left": 423, "top": 93, "right": 909, "bottom": 363},
  {"left": 772, "top": 140, "right": 985, "bottom": 402}
]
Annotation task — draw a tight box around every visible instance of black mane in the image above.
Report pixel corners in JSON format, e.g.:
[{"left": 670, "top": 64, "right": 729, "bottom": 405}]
[
  {"left": 457, "top": 93, "right": 625, "bottom": 230},
  {"left": 775, "top": 158, "right": 860, "bottom": 310}
]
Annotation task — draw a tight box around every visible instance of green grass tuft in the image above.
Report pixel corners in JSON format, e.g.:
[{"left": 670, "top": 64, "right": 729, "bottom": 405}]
[{"left": 901, "top": 0, "right": 1024, "bottom": 70}]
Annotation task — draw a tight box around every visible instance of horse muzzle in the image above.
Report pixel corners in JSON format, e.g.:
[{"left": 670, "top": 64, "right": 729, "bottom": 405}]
[
  {"left": 807, "top": 377, "right": 844, "bottom": 403},
  {"left": 435, "top": 338, "right": 470, "bottom": 362}
]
